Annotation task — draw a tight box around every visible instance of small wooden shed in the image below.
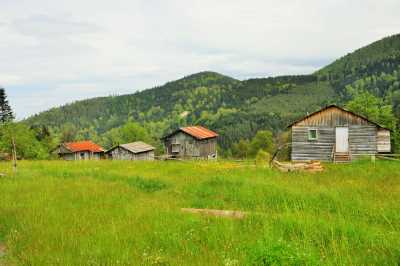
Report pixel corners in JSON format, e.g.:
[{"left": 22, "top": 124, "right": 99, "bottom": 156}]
[
  {"left": 288, "top": 105, "right": 391, "bottom": 162},
  {"left": 106, "top": 141, "right": 155, "bottom": 161},
  {"left": 162, "top": 126, "right": 218, "bottom": 159},
  {"left": 57, "top": 141, "right": 105, "bottom": 160}
]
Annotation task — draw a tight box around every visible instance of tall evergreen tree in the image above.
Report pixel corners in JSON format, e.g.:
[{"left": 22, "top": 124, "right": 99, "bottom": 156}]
[{"left": 0, "top": 88, "right": 14, "bottom": 123}]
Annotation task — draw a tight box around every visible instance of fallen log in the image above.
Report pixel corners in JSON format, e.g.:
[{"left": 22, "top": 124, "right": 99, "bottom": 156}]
[
  {"left": 181, "top": 208, "right": 248, "bottom": 219},
  {"left": 272, "top": 160, "right": 324, "bottom": 173}
]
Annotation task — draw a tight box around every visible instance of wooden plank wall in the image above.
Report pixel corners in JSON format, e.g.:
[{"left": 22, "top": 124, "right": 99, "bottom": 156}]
[
  {"left": 199, "top": 139, "right": 217, "bottom": 158},
  {"left": 291, "top": 126, "right": 334, "bottom": 161},
  {"left": 377, "top": 129, "right": 391, "bottom": 152},
  {"left": 292, "top": 125, "right": 378, "bottom": 161},
  {"left": 291, "top": 106, "right": 388, "bottom": 161},
  {"left": 108, "top": 147, "right": 154, "bottom": 160},
  {"left": 165, "top": 132, "right": 217, "bottom": 159},
  {"left": 293, "top": 107, "right": 372, "bottom": 127},
  {"left": 134, "top": 151, "right": 155, "bottom": 161},
  {"left": 349, "top": 125, "right": 377, "bottom": 158}
]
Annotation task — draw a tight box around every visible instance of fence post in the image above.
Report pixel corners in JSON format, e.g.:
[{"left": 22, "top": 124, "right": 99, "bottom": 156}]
[{"left": 12, "top": 136, "right": 17, "bottom": 173}]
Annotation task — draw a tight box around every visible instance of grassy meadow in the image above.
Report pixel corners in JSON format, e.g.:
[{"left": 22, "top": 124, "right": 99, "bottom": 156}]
[{"left": 0, "top": 160, "right": 399, "bottom": 265}]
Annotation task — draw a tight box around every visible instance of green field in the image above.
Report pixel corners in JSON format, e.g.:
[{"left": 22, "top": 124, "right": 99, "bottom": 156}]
[{"left": 0, "top": 160, "right": 399, "bottom": 265}]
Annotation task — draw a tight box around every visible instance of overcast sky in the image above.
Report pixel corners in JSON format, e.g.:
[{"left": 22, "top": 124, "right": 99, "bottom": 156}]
[{"left": 1, "top": 0, "right": 399, "bottom": 119}]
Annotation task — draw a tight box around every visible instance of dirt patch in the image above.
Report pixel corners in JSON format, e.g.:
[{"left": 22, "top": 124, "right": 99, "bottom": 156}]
[{"left": 0, "top": 243, "right": 6, "bottom": 257}]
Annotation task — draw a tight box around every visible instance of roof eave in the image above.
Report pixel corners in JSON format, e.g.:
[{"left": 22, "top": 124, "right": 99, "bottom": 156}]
[{"left": 287, "top": 105, "right": 391, "bottom": 131}]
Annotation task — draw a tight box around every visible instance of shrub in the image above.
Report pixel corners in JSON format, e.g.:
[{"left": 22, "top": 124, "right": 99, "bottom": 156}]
[
  {"left": 255, "top": 150, "right": 271, "bottom": 167},
  {"left": 127, "top": 177, "right": 167, "bottom": 192}
]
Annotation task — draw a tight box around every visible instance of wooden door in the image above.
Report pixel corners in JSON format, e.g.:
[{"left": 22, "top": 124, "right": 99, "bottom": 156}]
[{"left": 336, "top": 127, "right": 349, "bottom": 152}]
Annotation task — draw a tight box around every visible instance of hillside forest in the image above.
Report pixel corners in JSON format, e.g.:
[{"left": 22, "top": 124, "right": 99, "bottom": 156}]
[{"left": 1, "top": 34, "right": 400, "bottom": 159}]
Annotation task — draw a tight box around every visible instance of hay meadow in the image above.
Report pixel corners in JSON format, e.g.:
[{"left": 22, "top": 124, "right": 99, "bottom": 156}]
[{"left": 0, "top": 160, "right": 399, "bottom": 265}]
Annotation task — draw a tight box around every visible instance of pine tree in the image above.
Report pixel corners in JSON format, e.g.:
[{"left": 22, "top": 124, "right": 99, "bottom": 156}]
[{"left": 0, "top": 88, "right": 14, "bottom": 123}]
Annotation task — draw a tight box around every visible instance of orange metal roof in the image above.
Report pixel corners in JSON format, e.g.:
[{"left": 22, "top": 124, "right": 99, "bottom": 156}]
[
  {"left": 64, "top": 141, "right": 104, "bottom": 153},
  {"left": 180, "top": 126, "right": 218, "bottom": 140}
]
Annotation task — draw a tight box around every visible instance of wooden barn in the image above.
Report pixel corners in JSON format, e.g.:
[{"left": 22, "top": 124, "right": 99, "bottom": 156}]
[
  {"left": 162, "top": 126, "right": 218, "bottom": 159},
  {"left": 56, "top": 141, "right": 105, "bottom": 160},
  {"left": 289, "top": 105, "right": 391, "bottom": 162},
  {"left": 106, "top": 141, "right": 155, "bottom": 161}
]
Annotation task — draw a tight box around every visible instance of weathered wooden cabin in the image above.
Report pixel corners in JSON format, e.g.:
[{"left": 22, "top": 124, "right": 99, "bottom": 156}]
[
  {"left": 162, "top": 126, "right": 218, "bottom": 159},
  {"left": 289, "top": 105, "right": 391, "bottom": 162},
  {"left": 106, "top": 141, "right": 155, "bottom": 161},
  {"left": 57, "top": 141, "right": 105, "bottom": 160}
]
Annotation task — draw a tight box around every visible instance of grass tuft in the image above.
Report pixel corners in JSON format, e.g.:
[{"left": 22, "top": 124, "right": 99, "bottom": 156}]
[{"left": 127, "top": 176, "right": 168, "bottom": 193}]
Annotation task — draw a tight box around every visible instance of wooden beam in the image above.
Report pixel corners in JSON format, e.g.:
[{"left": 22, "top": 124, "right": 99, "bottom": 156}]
[{"left": 181, "top": 208, "right": 248, "bottom": 219}]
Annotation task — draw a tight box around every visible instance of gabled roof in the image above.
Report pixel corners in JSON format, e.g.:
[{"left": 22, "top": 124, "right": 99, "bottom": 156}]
[
  {"left": 63, "top": 141, "right": 104, "bottom": 153},
  {"left": 288, "top": 105, "right": 390, "bottom": 130},
  {"left": 107, "top": 141, "right": 155, "bottom": 154},
  {"left": 162, "top": 126, "right": 218, "bottom": 140}
]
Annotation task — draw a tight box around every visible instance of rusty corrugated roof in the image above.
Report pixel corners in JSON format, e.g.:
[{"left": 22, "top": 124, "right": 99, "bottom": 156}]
[
  {"left": 64, "top": 141, "right": 104, "bottom": 153},
  {"left": 180, "top": 126, "right": 218, "bottom": 140}
]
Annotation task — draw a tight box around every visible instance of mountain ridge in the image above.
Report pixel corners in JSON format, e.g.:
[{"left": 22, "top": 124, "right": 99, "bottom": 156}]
[{"left": 24, "top": 34, "right": 400, "bottom": 152}]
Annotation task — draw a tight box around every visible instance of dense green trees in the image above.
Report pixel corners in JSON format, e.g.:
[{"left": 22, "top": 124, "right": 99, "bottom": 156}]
[
  {"left": 0, "top": 88, "right": 14, "bottom": 123},
  {"left": 345, "top": 90, "right": 396, "bottom": 130},
  {"left": 25, "top": 71, "right": 329, "bottom": 153},
  {"left": 231, "top": 130, "right": 274, "bottom": 159},
  {"left": 15, "top": 33, "right": 400, "bottom": 157},
  {"left": 101, "top": 121, "right": 153, "bottom": 149},
  {"left": 345, "top": 88, "right": 399, "bottom": 152},
  {"left": 0, "top": 123, "right": 49, "bottom": 159},
  {"left": 0, "top": 89, "right": 52, "bottom": 160}
]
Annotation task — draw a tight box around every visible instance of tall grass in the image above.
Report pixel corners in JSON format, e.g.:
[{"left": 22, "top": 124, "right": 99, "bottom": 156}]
[{"left": 0, "top": 160, "right": 399, "bottom": 265}]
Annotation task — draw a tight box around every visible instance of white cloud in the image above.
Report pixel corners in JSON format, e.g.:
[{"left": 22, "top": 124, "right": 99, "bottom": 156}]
[{"left": 0, "top": 0, "right": 399, "bottom": 118}]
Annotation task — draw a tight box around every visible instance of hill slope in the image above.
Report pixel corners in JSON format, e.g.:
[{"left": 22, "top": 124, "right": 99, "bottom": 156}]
[
  {"left": 25, "top": 34, "right": 400, "bottom": 151},
  {"left": 316, "top": 34, "right": 400, "bottom": 98},
  {"left": 26, "top": 73, "right": 334, "bottom": 149}
]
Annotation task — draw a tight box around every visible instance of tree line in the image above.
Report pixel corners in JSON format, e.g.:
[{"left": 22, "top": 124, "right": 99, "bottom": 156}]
[{"left": 0, "top": 87, "right": 278, "bottom": 159}]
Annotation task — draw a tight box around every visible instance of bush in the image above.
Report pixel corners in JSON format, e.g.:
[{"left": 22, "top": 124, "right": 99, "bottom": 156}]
[{"left": 255, "top": 150, "right": 271, "bottom": 167}]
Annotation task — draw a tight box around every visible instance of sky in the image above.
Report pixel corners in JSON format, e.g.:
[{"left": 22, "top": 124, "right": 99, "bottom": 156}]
[{"left": 0, "top": 0, "right": 399, "bottom": 119}]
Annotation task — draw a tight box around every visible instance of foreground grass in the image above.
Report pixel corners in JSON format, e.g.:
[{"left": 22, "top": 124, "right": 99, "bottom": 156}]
[{"left": 0, "top": 160, "right": 399, "bottom": 265}]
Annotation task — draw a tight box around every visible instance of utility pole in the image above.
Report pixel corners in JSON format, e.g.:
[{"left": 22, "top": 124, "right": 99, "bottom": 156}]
[{"left": 12, "top": 136, "right": 17, "bottom": 173}]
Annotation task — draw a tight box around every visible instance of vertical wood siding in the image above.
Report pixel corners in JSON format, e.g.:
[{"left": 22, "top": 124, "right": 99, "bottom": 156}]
[
  {"left": 377, "top": 129, "right": 391, "bottom": 152},
  {"left": 60, "top": 151, "right": 101, "bottom": 161},
  {"left": 293, "top": 107, "right": 373, "bottom": 127}
]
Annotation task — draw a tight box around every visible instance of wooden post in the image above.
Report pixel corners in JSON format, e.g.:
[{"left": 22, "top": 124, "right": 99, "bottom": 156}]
[{"left": 12, "top": 136, "right": 17, "bottom": 173}]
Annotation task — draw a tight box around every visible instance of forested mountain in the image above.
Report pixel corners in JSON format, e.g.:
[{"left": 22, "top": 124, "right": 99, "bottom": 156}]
[
  {"left": 25, "top": 34, "right": 400, "bottom": 154},
  {"left": 316, "top": 34, "right": 400, "bottom": 100}
]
